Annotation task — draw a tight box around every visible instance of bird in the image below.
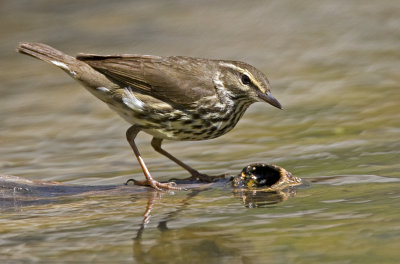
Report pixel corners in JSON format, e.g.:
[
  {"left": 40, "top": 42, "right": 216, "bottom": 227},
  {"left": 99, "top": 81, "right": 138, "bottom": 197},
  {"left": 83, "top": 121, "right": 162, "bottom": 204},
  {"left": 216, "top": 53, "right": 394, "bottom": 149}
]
[{"left": 17, "top": 42, "right": 282, "bottom": 191}]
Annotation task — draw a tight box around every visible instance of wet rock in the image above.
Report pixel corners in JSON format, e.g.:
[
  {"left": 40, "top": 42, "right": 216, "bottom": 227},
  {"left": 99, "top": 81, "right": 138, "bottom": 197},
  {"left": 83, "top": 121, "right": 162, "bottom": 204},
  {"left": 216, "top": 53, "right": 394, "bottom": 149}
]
[
  {"left": 231, "top": 164, "right": 303, "bottom": 207},
  {"left": 232, "top": 163, "right": 302, "bottom": 190}
]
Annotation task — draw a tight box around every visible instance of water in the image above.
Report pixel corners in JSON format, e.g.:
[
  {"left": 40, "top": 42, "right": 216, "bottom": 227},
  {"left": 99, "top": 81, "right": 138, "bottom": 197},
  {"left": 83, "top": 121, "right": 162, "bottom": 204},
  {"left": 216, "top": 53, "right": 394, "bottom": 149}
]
[{"left": 1, "top": 0, "right": 399, "bottom": 263}]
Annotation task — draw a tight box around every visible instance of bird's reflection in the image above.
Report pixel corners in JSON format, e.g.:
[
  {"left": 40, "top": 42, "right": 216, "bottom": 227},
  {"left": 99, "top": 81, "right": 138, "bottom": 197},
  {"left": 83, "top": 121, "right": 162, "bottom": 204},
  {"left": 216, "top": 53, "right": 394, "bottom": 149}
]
[
  {"left": 132, "top": 188, "right": 298, "bottom": 263},
  {"left": 132, "top": 188, "right": 253, "bottom": 264},
  {"left": 131, "top": 163, "right": 304, "bottom": 262},
  {"left": 134, "top": 191, "right": 162, "bottom": 240}
]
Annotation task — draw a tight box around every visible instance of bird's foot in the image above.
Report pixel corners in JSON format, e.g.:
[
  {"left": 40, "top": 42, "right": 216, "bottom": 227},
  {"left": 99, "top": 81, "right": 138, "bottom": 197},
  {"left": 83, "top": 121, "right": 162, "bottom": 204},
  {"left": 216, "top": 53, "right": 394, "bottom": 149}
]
[{"left": 125, "top": 178, "right": 182, "bottom": 191}]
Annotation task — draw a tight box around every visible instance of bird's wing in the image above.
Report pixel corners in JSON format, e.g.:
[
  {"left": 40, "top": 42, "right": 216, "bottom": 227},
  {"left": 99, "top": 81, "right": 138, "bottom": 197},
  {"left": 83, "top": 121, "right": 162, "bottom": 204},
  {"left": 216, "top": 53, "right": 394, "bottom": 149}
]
[{"left": 76, "top": 54, "right": 216, "bottom": 106}]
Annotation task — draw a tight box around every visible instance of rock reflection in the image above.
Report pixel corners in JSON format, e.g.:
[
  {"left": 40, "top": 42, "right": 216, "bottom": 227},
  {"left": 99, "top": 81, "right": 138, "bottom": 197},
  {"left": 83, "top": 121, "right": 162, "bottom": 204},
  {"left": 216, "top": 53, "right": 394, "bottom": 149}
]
[{"left": 233, "top": 188, "right": 297, "bottom": 208}]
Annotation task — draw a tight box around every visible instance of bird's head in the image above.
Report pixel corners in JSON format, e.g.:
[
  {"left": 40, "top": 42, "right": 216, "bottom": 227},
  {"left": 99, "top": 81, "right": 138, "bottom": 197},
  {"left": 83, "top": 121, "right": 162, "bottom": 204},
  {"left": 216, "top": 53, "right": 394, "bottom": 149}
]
[{"left": 216, "top": 61, "right": 282, "bottom": 109}]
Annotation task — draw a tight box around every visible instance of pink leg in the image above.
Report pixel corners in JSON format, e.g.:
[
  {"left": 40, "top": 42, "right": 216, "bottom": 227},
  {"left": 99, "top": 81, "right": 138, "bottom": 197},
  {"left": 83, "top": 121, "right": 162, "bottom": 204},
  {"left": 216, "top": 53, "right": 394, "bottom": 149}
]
[
  {"left": 126, "top": 126, "right": 180, "bottom": 190},
  {"left": 151, "top": 138, "right": 226, "bottom": 182}
]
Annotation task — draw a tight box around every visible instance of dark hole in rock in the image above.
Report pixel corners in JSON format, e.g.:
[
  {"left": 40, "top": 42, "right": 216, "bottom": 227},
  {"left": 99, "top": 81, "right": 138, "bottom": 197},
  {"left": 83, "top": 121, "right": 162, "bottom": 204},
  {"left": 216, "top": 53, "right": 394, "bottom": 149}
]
[{"left": 250, "top": 165, "right": 281, "bottom": 187}]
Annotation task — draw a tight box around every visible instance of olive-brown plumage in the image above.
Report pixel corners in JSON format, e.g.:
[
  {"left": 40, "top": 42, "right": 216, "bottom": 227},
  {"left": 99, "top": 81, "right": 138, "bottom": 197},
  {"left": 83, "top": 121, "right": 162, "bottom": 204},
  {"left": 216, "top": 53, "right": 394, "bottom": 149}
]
[{"left": 17, "top": 42, "right": 282, "bottom": 190}]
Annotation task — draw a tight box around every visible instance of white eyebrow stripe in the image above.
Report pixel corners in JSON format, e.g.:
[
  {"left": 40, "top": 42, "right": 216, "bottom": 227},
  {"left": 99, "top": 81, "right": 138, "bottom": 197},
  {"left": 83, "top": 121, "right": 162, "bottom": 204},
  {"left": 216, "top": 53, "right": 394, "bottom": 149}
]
[
  {"left": 218, "top": 62, "right": 248, "bottom": 74},
  {"left": 218, "top": 62, "right": 266, "bottom": 93}
]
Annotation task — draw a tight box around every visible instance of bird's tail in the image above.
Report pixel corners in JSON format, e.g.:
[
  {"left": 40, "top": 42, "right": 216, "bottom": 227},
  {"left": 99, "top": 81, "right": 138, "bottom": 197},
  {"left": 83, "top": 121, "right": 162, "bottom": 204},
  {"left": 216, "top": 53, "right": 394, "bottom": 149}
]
[
  {"left": 16, "top": 42, "right": 117, "bottom": 98},
  {"left": 17, "top": 42, "right": 87, "bottom": 79},
  {"left": 17, "top": 42, "right": 76, "bottom": 67}
]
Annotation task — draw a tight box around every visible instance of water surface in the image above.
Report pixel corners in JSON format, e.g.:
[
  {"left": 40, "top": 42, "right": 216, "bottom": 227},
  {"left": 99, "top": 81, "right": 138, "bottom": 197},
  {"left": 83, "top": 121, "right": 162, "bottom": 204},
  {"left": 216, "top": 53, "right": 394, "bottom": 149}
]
[{"left": 0, "top": 0, "right": 399, "bottom": 263}]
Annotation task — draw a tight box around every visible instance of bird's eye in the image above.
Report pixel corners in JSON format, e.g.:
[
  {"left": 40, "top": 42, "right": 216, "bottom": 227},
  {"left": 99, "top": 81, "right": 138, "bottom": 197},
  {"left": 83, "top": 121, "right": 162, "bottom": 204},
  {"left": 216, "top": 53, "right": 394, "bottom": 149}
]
[{"left": 241, "top": 74, "right": 251, "bottom": 85}]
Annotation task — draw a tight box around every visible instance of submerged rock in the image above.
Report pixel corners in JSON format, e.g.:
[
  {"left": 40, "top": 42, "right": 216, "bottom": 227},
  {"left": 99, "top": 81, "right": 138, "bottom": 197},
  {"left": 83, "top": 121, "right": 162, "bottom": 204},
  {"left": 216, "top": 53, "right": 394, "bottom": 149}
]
[
  {"left": 232, "top": 163, "right": 302, "bottom": 190},
  {"left": 0, "top": 164, "right": 303, "bottom": 209},
  {"left": 231, "top": 163, "right": 303, "bottom": 207}
]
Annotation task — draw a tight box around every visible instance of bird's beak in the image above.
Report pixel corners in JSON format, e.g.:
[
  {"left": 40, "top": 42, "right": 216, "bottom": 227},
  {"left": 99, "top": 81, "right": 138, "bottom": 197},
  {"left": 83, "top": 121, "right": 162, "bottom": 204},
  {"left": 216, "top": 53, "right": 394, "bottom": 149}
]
[{"left": 258, "top": 91, "right": 282, "bottom": 109}]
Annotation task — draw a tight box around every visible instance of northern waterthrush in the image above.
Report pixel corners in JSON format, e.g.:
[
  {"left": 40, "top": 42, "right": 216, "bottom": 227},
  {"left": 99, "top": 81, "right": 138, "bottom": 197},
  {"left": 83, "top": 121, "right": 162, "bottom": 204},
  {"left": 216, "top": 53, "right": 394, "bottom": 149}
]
[{"left": 17, "top": 42, "right": 282, "bottom": 191}]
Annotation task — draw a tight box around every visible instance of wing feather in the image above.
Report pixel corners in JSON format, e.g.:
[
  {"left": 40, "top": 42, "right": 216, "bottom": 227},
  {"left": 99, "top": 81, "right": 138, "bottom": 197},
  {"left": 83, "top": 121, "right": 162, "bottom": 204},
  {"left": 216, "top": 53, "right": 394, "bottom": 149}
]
[{"left": 77, "top": 54, "right": 216, "bottom": 106}]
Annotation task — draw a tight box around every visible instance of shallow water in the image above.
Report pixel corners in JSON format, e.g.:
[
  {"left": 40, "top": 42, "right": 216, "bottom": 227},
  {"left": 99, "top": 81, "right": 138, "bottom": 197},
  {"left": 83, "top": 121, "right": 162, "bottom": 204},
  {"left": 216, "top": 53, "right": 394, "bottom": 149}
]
[{"left": 1, "top": 0, "right": 399, "bottom": 263}]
